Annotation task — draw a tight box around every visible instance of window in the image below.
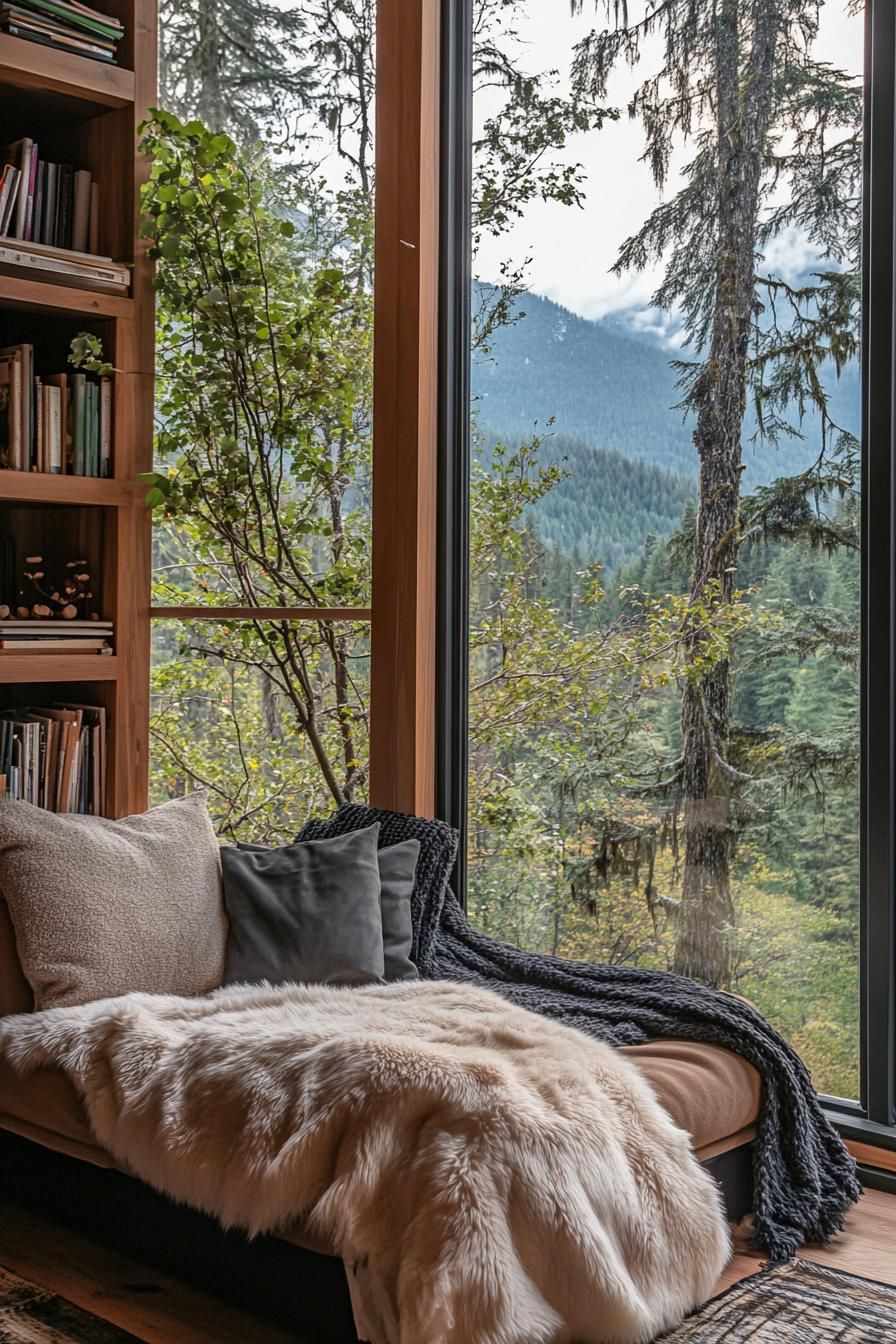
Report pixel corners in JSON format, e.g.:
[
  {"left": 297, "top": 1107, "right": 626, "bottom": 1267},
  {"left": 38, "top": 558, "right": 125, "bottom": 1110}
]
[
  {"left": 149, "top": 0, "right": 440, "bottom": 833},
  {"left": 442, "top": 0, "right": 895, "bottom": 1136}
]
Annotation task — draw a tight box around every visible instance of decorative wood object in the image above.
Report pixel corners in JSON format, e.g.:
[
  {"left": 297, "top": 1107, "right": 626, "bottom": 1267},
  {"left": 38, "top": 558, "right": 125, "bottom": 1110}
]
[{"left": 0, "top": 0, "right": 155, "bottom": 816}]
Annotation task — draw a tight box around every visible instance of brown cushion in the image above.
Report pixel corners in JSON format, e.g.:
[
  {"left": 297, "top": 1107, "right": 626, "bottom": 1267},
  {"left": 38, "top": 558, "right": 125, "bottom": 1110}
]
[
  {"left": 0, "top": 899, "right": 32, "bottom": 1018},
  {"left": 0, "top": 1059, "right": 98, "bottom": 1155},
  {"left": 621, "top": 1038, "right": 760, "bottom": 1153}
]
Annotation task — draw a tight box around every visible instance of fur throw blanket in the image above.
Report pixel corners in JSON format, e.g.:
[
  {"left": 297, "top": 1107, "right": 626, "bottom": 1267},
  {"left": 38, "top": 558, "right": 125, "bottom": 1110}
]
[
  {"left": 296, "top": 804, "right": 862, "bottom": 1263},
  {"left": 0, "top": 979, "right": 729, "bottom": 1344}
]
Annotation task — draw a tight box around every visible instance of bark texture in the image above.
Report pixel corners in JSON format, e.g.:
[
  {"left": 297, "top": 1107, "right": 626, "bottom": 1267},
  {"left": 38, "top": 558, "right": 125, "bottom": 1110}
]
[{"left": 674, "top": 0, "right": 780, "bottom": 987}]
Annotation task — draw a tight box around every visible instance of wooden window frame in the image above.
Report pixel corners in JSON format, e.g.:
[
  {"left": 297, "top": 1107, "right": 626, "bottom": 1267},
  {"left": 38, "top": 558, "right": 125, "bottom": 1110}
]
[{"left": 150, "top": 0, "right": 443, "bottom": 817}]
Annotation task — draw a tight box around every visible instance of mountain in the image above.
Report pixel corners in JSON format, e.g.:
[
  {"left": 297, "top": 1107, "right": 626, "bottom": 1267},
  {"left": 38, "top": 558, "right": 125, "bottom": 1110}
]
[
  {"left": 471, "top": 285, "right": 861, "bottom": 496},
  {"left": 478, "top": 430, "right": 694, "bottom": 571}
]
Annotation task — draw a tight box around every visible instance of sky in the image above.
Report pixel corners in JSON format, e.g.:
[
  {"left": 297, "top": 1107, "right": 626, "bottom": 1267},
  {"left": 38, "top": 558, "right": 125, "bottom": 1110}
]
[{"left": 473, "top": 1, "right": 864, "bottom": 323}]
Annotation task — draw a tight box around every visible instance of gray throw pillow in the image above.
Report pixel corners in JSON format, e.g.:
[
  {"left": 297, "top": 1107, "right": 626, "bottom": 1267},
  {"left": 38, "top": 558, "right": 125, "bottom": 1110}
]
[
  {"left": 376, "top": 839, "right": 420, "bottom": 980},
  {"left": 223, "top": 823, "right": 385, "bottom": 987},
  {"left": 0, "top": 792, "right": 227, "bottom": 1011}
]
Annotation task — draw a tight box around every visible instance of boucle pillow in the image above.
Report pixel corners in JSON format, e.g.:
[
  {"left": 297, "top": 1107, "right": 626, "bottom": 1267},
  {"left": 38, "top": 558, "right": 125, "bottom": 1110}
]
[
  {"left": 0, "top": 899, "right": 32, "bottom": 1017},
  {"left": 0, "top": 792, "right": 227, "bottom": 1010}
]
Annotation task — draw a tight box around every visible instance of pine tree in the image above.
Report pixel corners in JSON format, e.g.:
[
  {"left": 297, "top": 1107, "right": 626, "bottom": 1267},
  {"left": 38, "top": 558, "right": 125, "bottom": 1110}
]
[
  {"left": 159, "top": 0, "right": 315, "bottom": 141},
  {"left": 572, "top": 0, "right": 861, "bottom": 986}
]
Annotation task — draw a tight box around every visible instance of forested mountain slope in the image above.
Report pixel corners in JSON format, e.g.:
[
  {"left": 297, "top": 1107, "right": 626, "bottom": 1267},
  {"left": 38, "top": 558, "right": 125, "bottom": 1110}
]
[
  {"left": 472, "top": 285, "right": 860, "bottom": 491},
  {"left": 477, "top": 430, "right": 694, "bottom": 569}
]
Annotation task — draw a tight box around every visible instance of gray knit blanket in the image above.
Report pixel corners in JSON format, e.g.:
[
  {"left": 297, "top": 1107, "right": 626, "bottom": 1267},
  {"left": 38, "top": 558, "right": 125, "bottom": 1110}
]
[{"left": 297, "top": 802, "right": 861, "bottom": 1261}]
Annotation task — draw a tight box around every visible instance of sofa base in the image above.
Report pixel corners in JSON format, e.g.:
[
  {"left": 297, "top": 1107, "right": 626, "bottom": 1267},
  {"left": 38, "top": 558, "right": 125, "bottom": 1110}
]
[
  {"left": 0, "top": 1124, "right": 754, "bottom": 1344},
  {"left": 0, "top": 1129, "right": 357, "bottom": 1344}
]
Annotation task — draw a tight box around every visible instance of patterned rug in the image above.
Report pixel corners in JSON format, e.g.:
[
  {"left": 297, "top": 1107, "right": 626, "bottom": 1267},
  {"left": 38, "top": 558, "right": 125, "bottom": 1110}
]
[
  {"left": 0, "top": 1265, "right": 144, "bottom": 1343},
  {"left": 658, "top": 1258, "right": 896, "bottom": 1341}
]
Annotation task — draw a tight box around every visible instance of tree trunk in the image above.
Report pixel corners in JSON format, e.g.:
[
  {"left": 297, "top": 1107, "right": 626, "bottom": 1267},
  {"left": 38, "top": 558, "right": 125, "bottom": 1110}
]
[
  {"left": 674, "top": 0, "right": 779, "bottom": 987},
  {"left": 197, "top": 0, "right": 225, "bottom": 132}
]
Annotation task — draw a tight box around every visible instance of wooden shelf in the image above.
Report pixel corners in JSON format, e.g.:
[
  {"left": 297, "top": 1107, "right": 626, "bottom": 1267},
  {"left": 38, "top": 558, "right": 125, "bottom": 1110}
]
[
  {"left": 0, "top": 472, "right": 143, "bottom": 507},
  {"left": 0, "top": 654, "right": 118, "bottom": 684},
  {"left": 0, "top": 33, "right": 134, "bottom": 110},
  {"left": 0, "top": 274, "right": 133, "bottom": 319},
  {"left": 0, "top": 0, "right": 154, "bottom": 816}
]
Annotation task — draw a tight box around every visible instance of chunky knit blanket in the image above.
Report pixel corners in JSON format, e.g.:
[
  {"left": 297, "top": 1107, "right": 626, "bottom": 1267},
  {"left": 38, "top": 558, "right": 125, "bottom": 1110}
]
[{"left": 297, "top": 803, "right": 862, "bottom": 1262}]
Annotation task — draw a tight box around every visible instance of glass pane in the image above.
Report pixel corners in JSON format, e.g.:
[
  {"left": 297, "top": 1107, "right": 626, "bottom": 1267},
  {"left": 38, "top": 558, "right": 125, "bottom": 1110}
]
[
  {"left": 468, "top": 0, "right": 863, "bottom": 1098},
  {"left": 151, "top": 619, "right": 370, "bottom": 841},
  {"left": 151, "top": 4, "right": 376, "bottom": 825}
]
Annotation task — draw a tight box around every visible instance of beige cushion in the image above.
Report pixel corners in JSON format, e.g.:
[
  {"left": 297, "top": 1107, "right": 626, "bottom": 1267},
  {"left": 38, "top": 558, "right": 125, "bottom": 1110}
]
[
  {"left": 0, "top": 792, "right": 227, "bottom": 1010},
  {"left": 621, "top": 1038, "right": 760, "bottom": 1152},
  {"left": 0, "top": 1036, "right": 760, "bottom": 1173},
  {"left": 0, "top": 899, "right": 32, "bottom": 1018}
]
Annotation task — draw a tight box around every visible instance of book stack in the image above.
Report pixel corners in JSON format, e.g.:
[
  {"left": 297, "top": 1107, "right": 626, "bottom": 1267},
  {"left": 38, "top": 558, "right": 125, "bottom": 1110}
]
[
  {"left": 0, "top": 703, "right": 106, "bottom": 814},
  {"left": 0, "top": 140, "right": 129, "bottom": 293},
  {"left": 0, "top": 0, "right": 124, "bottom": 65},
  {"left": 0, "top": 344, "right": 112, "bottom": 475},
  {"left": 2, "top": 140, "right": 98, "bottom": 249},
  {"left": 0, "top": 618, "right": 113, "bottom": 655}
]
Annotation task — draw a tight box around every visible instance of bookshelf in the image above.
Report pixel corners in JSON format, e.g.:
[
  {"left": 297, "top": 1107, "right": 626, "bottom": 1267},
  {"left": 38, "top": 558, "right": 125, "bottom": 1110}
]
[{"left": 0, "top": 0, "right": 154, "bottom": 817}]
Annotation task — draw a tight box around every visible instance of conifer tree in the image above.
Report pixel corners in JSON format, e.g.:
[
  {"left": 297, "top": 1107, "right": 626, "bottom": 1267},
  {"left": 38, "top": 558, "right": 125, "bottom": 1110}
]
[
  {"left": 572, "top": 0, "right": 861, "bottom": 986},
  {"left": 159, "top": 0, "right": 315, "bottom": 141}
]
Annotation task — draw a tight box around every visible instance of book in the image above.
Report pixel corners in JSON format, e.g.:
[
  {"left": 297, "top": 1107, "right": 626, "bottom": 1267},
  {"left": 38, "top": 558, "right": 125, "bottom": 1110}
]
[
  {"left": 0, "top": 164, "right": 20, "bottom": 235},
  {"left": 86, "top": 377, "right": 98, "bottom": 476},
  {"left": 55, "top": 163, "right": 72, "bottom": 249},
  {"left": 0, "top": 149, "right": 98, "bottom": 254},
  {"left": 0, "top": 619, "right": 112, "bottom": 631},
  {"left": 22, "top": 141, "right": 38, "bottom": 243},
  {"left": 71, "top": 169, "right": 91, "bottom": 253},
  {"left": 0, "top": 17, "right": 117, "bottom": 60},
  {"left": 8, "top": 139, "right": 32, "bottom": 240},
  {"left": 0, "top": 350, "right": 21, "bottom": 470},
  {"left": 32, "top": 158, "right": 45, "bottom": 247},
  {"left": 44, "top": 372, "right": 69, "bottom": 473},
  {"left": 40, "top": 159, "right": 57, "bottom": 247},
  {"left": 45, "top": 380, "right": 62, "bottom": 473},
  {"left": 70, "top": 372, "right": 86, "bottom": 474},
  {"left": 0, "top": 239, "right": 128, "bottom": 291},
  {"left": 0, "top": 344, "right": 31, "bottom": 471},
  {"left": 14, "top": 0, "right": 123, "bottom": 40},
  {"left": 99, "top": 375, "right": 112, "bottom": 476},
  {"left": 0, "top": 638, "right": 112, "bottom": 650},
  {"left": 0, "top": 4, "right": 116, "bottom": 45},
  {"left": 0, "top": 344, "right": 32, "bottom": 470},
  {"left": 2, "top": 234, "right": 116, "bottom": 267},
  {"left": 0, "top": 356, "right": 110, "bottom": 478},
  {"left": 33, "top": 374, "right": 42, "bottom": 471}
]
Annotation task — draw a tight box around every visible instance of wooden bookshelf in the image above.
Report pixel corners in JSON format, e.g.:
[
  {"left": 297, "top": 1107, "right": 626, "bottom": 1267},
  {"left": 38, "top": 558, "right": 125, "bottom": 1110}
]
[
  {"left": 0, "top": 654, "right": 119, "bottom": 684},
  {"left": 0, "top": 274, "right": 134, "bottom": 319},
  {"left": 0, "top": 0, "right": 155, "bottom": 817},
  {"left": 0, "top": 32, "right": 135, "bottom": 108}
]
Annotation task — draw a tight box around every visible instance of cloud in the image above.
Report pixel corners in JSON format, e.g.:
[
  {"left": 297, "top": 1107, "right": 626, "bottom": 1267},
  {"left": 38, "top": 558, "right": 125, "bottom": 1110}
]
[{"left": 474, "top": 2, "right": 862, "bottom": 321}]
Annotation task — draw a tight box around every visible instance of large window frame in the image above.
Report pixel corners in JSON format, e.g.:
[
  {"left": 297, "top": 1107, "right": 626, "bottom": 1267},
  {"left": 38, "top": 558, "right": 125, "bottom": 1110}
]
[{"left": 433, "top": 0, "right": 896, "bottom": 1170}]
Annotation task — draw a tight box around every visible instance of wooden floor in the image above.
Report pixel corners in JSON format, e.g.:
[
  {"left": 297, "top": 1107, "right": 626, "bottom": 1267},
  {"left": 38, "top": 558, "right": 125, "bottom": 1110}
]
[
  {"left": 0, "top": 1189, "right": 892, "bottom": 1342},
  {"left": 718, "top": 1187, "right": 895, "bottom": 1293}
]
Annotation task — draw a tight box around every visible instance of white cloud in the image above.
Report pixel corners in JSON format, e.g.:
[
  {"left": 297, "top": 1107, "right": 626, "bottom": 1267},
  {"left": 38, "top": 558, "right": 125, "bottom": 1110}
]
[{"left": 474, "top": 1, "right": 863, "bottom": 320}]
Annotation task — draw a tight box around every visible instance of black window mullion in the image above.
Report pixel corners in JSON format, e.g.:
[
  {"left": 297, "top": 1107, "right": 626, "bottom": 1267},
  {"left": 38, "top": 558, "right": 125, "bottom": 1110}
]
[
  {"left": 862, "top": 0, "right": 896, "bottom": 1128},
  {"left": 436, "top": 0, "right": 473, "bottom": 904}
]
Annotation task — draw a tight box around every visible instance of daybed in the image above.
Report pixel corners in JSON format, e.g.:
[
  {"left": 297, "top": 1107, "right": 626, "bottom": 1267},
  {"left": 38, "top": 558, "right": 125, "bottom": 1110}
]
[{"left": 0, "top": 897, "right": 760, "bottom": 1239}]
